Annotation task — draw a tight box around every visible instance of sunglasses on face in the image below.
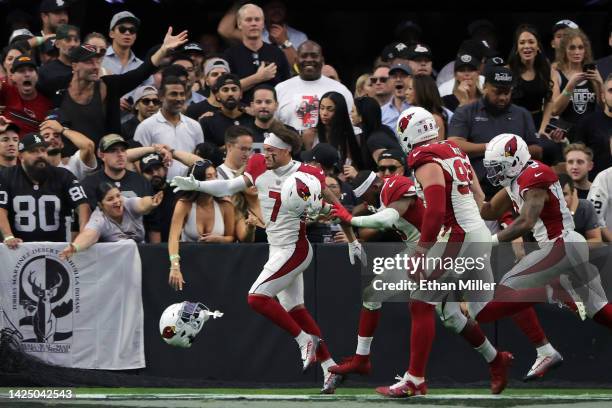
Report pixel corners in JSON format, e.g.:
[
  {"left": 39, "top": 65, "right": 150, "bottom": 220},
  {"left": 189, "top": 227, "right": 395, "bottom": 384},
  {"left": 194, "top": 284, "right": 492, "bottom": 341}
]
[
  {"left": 369, "top": 76, "right": 389, "bottom": 84},
  {"left": 140, "top": 98, "right": 160, "bottom": 106},
  {"left": 117, "top": 25, "right": 137, "bottom": 35},
  {"left": 378, "top": 165, "right": 399, "bottom": 173}
]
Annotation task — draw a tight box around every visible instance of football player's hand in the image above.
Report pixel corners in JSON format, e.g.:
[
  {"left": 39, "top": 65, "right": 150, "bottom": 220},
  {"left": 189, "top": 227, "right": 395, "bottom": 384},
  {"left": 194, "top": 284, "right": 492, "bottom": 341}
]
[
  {"left": 169, "top": 268, "right": 185, "bottom": 291},
  {"left": 348, "top": 240, "right": 367, "bottom": 266},
  {"left": 170, "top": 175, "right": 199, "bottom": 193},
  {"left": 330, "top": 202, "right": 353, "bottom": 224},
  {"left": 3, "top": 236, "right": 22, "bottom": 250}
]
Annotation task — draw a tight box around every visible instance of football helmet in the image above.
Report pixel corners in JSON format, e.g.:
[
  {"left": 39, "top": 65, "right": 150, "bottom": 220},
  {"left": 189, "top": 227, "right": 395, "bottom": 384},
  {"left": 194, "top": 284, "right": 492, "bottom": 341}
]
[
  {"left": 281, "top": 171, "right": 323, "bottom": 218},
  {"left": 159, "top": 301, "right": 223, "bottom": 348},
  {"left": 395, "top": 106, "right": 439, "bottom": 154},
  {"left": 483, "top": 133, "right": 531, "bottom": 187}
]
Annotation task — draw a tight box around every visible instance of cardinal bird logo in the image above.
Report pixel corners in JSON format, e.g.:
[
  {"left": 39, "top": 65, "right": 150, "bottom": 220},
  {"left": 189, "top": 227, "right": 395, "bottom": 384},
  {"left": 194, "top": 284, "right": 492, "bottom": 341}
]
[
  {"left": 504, "top": 136, "right": 518, "bottom": 157},
  {"left": 398, "top": 113, "right": 414, "bottom": 134},
  {"left": 295, "top": 178, "right": 311, "bottom": 201}
]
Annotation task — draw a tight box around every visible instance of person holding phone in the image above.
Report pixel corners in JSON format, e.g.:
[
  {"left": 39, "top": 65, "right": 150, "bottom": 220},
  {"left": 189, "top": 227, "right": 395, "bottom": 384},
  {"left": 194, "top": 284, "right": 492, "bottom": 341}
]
[{"left": 551, "top": 28, "right": 603, "bottom": 138}]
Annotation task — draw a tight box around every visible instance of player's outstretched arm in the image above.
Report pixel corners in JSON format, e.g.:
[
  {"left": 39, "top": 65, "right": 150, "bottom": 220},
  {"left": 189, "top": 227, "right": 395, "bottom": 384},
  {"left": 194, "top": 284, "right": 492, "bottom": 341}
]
[
  {"left": 332, "top": 198, "right": 412, "bottom": 230},
  {"left": 171, "top": 174, "right": 250, "bottom": 196},
  {"left": 481, "top": 188, "right": 513, "bottom": 221},
  {"left": 494, "top": 188, "right": 547, "bottom": 244}
]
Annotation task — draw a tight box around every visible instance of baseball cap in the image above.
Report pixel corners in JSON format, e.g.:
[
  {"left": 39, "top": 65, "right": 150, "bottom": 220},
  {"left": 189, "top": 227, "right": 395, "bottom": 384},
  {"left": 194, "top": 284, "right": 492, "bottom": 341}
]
[
  {"left": 18, "top": 133, "right": 48, "bottom": 152},
  {"left": 388, "top": 63, "right": 412, "bottom": 76},
  {"left": 468, "top": 19, "right": 496, "bottom": 37},
  {"left": 300, "top": 143, "right": 340, "bottom": 169},
  {"left": 9, "top": 28, "right": 34, "bottom": 44},
  {"left": 68, "top": 44, "right": 98, "bottom": 62},
  {"left": 109, "top": 11, "right": 140, "bottom": 31},
  {"left": 0, "top": 122, "right": 20, "bottom": 135},
  {"left": 552, "top": 19, "right": 578, "bottom": 34},
  {"left": 212, "top": 73, "right": 241, "bottom": 93},
  {"left": 40, "top": 0, "right": 69, "bottom": 13},
  {"left": 484, "top": 66, "right": 514, "bottom": 89},
  {"left": 377, "top": 149, "right": 406, "bottom": 167},
  {"left": 381, "top": 42, "right": 410, "bottom": 62},
  {"left": 11, "top": 55, "right": 37, "bottom": 73},
  {"left": 133, "top": 85, "right": 158, "bottom": 104},
  {"left": 56, "top": 24, "right": 80, "bottom": 40},
  {"left": 204, "top": 57, "right": 230, "bottom": 76},
  {"left": 454, "top": 53, "right": 480, "bottom": 71},
  {"left": 407, "top": 43, "right": 432, "bottom": 60},
  {"left": 99, "top": 134, "right": 129, "bottom": 152},
  {"left": 139, "top": 153, "right": 164, "bottom": 172},
  {"left": 182, "top": 42, "right": 205, "bottom": 55},
  {"left": 394, "top": 20, "right": 422, "bottom": 38},
  {"left": 458, "top": 39, "right": 497, "bottom": 59},
  {"left": 40, "top": 38, "right": 58, "bottom": 55}
]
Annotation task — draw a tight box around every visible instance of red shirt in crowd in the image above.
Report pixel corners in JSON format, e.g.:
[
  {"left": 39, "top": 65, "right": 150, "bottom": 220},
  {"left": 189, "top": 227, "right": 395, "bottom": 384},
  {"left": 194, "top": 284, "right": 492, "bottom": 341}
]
[{"left": 0, "top": 79, "right": 52, "bottom": 137}]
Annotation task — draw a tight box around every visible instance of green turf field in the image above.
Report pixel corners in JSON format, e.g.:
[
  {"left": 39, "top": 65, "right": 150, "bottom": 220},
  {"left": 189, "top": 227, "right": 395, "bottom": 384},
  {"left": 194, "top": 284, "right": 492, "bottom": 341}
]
[{"left": 2, "top": 387, "right": 612, "bottom": 407}]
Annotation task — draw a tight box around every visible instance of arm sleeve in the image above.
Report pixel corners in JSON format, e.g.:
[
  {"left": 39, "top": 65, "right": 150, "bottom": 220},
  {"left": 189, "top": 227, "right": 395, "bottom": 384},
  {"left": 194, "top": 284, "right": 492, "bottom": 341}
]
[
  {"left": 351, "top": 207, "right": 400, "bottom": 229},
  {"left": 417, "top": 184, "right": 446, "bottom": 248},
  {"left": 102, "top": 57, "right": 156, "bottom": 97},
  {"left": 195, "top": 176, "right": 248, "bottom": 196}
]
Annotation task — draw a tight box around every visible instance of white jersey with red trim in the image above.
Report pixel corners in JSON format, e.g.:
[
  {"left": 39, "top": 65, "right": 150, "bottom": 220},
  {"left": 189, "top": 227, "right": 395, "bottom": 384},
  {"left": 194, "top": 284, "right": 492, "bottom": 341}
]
[
  {"left": 506, "top": 160, "right": 574, "bottom": 244},
  {"left": 407, "top": 140, "right": 485, "bottom": 234},
  {"left": 378, "top": 175, "right": 423, "bottom": 243},
  {"left": 245, "top": 154, "right": 325, "bottom": 246}
]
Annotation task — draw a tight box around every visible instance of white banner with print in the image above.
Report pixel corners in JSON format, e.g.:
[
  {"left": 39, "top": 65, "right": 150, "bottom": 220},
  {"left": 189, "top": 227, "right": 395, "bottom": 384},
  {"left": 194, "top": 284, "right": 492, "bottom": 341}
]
[{"left": 0, "top": 241, "right": 145, "bottom": 369}]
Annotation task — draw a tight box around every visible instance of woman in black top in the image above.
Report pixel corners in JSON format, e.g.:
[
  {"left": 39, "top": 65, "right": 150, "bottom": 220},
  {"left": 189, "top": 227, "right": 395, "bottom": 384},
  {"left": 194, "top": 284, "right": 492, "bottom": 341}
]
[
  {"left": 405, "top": 74, "right": 449, "bottom": 139},
  {"left": 315, "top": 91, "right": 364, "bottom": 173},
  {"left": 351, "top": 96, "right": 400, "bottom": 170},
  {"left": 508, "top": 24, "right": 553, "bottom": 133},
  {"left": 551, "top": 28, "right": 603, "bottom": 133}
]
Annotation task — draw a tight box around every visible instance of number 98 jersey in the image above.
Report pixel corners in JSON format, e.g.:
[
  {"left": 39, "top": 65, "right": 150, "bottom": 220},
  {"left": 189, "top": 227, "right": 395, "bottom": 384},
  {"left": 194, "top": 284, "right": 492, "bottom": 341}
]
[
  {"left": 407, "top": 140, "right": 486, "bottom": 234},
  {"left": 0, "top": 166, "right": 88, "bottom": 242}
]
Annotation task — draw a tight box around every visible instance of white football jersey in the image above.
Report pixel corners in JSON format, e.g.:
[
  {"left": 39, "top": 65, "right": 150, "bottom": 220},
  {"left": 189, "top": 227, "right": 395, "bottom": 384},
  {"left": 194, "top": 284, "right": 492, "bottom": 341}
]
[
  {"left": 587, "top": 167, "right": 612, "bottom": 233},
  {"left": 506, "top": 161, "right": 574, "bottom": 244},
  {"left": 245, "top": 154, "right": 325, "bottom": 246}
]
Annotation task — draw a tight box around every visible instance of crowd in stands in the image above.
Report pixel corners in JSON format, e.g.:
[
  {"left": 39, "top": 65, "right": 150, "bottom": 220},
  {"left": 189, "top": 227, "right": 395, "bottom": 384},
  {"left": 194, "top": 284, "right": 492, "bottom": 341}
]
[{"left": 1, "top": 1, "right": 612, "bottom": 261}]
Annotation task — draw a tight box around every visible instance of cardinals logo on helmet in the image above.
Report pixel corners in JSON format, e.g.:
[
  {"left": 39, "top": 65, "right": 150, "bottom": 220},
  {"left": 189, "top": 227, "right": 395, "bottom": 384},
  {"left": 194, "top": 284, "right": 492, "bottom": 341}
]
[
  {"left": 504, "top": 136, "right": 518, "bottom": 157},
  {"left": 397, "top": 113, "right": 414, "bottom": 134},
  {"left": 295, "top": 178, "right": 311, "bottom": 201}
]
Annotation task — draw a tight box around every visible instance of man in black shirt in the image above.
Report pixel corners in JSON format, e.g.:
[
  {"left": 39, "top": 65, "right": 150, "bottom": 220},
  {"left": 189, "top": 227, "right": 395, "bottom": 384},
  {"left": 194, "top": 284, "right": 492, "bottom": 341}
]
[
  {"left": 200, "top": 73, "right": 255, "bottom": 147},
  {"left": 223, "top": 3, "right": 290, "bottom": 103},
  {"left": 37, "top": 24, "right": 80, "bottom": 95},
  {"left": 0, "top": 133, "right": 89, "bottom": 246},
  {"left": 250, "top": 84, "right": 278, "bottom": 143},
  {"left": 185, "top": 57, "right": 229, "bottom": 120},
  {"left": 139, "top": 153, "right": 176, "bottom": 242},
  {"left": 81, "top": 134, "right": 159, "bottom": 242},
  {"left": 121, "top": 85, "right": 160, "bottom": 141}
]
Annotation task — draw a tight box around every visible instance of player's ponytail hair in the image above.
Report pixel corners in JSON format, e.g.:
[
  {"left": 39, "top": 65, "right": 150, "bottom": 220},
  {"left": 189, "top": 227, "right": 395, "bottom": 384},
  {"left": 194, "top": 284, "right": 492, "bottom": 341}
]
[{"left": 269, "top": 121, "right": 302, "bottom": 155}]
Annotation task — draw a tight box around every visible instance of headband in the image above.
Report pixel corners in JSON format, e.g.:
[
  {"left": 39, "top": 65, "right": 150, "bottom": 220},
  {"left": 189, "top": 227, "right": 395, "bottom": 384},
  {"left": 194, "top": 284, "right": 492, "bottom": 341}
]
[
  {"left": 353, "top": 171, "right": 377, "bottom": 198},
  {"left": 264, "top": 133, "right": 292, "bottom": 150}
]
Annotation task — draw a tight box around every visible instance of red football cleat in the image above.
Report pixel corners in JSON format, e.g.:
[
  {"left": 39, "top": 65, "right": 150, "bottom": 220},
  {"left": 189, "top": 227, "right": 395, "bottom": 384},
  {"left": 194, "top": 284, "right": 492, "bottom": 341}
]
[
  {"left": 375, "top": 375, "right": 427, "bottom": 398},
  {"left": 489, "top": 351, "right": 514, "bottom": 394},
  {"left": 328, "top": 354, "right": 371, "bottom": 375}
]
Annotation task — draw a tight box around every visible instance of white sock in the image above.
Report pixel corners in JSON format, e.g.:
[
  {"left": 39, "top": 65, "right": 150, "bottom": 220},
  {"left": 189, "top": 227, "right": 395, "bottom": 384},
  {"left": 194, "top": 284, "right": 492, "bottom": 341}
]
[
  {"left": 536, "top": 343, "right": 555, "bottom": 357},
  {"left": 356, "top": 336, "right": 373, "bottom": 355},
  {"left": 295, "top": 331, "right": 309, "bottom": 347},
  {"left": 406, "top": 372, "right": 425, "bottom": 386},
  {"left": 321, "top": 358, "right": 336, "bottom": 375},
  {"left": 475, "top": 338, "right": 497, "bottom": 363}
]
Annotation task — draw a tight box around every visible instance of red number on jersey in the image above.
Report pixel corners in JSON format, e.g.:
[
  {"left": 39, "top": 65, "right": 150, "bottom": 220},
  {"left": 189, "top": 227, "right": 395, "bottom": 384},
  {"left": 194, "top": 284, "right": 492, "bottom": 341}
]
[
  {"left": 269, "top": 191, "right": 281, "bottom": 222},
  {"left": 453, "top": 159, "right": 473, "bottom": 195}
]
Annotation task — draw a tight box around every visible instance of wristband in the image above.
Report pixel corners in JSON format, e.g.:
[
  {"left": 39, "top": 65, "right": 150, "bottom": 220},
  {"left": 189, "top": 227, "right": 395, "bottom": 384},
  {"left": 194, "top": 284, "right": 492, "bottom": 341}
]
[
  {"left": 169, "top": 254, "right": 181, "bottom": 261},
  {"left": 36, "top": 37, "right": 44, "bottom": 46},
  {"left": 491, "top": 234, "right": 499, "bottom": 246},
  {"left": 562, "top": 89, "right": 572, "bottom": 98},
  {"left": 71, "top": 242, "right": 80, "bottom": 252},
  {"left": 3, "top": 235, "right": 15, "bottom": 242}
]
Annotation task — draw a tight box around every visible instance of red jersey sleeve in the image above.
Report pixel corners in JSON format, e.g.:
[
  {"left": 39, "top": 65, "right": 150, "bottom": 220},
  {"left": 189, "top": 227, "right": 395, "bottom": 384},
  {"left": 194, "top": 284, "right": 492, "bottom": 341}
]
[
  {"left": 407, "top": 146, "right": 438, "bottom": 170},
  {"left": 380, "top": 176, "right": 416, "bottom": 207},
  {"left": 517, "top": 161, "right": 557, "bottom": 198},
  {"left": 297, "top": 163, "right": 326, "bottom": 188},
  {"left": 245, "top": 154, "right": 267, "bottom": 183}
]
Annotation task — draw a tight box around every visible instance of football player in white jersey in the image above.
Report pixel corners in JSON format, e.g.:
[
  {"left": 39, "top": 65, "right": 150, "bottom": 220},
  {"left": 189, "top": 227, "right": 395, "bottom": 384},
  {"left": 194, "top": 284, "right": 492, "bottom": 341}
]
[
  {"left": 170, "top": 125, "right": 365, "bottom": 394},
  {"left": 473, "top": 133, "right": 612, "bottom": 334}
]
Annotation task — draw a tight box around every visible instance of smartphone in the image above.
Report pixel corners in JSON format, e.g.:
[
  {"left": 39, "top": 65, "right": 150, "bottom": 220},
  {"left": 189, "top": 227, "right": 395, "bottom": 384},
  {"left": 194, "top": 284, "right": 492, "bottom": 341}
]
[
  {"left": 583, "top": 63, "right": 596, "bottom": 72},
  {"left": 544, "top": 123, "right": 565, "bottom": 134}
]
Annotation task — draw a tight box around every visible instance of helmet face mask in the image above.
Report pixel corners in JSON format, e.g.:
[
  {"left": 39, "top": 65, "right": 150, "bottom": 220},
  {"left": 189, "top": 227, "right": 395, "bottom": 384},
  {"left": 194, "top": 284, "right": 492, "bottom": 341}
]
[{"left": 484, "top": 159, "right": 509, "bottom": 186}]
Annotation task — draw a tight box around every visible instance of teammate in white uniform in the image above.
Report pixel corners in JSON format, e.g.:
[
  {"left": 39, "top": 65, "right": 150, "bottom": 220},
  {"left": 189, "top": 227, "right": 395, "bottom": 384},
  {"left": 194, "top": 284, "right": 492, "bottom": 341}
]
[
  {"left": 170, "top": 126, "right": 365, "bottom": 394},
  {"left": 474, "top": 133, "right": 612, "bottom": 338},
  {"left": 588, "top": 167, "right": 612, "bottom": 242}
]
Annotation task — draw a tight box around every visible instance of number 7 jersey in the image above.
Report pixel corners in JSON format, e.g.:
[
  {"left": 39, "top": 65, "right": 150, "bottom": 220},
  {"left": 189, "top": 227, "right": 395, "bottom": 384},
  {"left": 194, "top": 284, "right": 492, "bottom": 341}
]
[
  {"left": 407, "top": 140, "right": 486, "bottom": 234},
  {"left": 0, "top": 166, "right": 88, "bottom": 242},
  {"left": 245, "top": 154, "right": 326, "bottom": 246}
]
